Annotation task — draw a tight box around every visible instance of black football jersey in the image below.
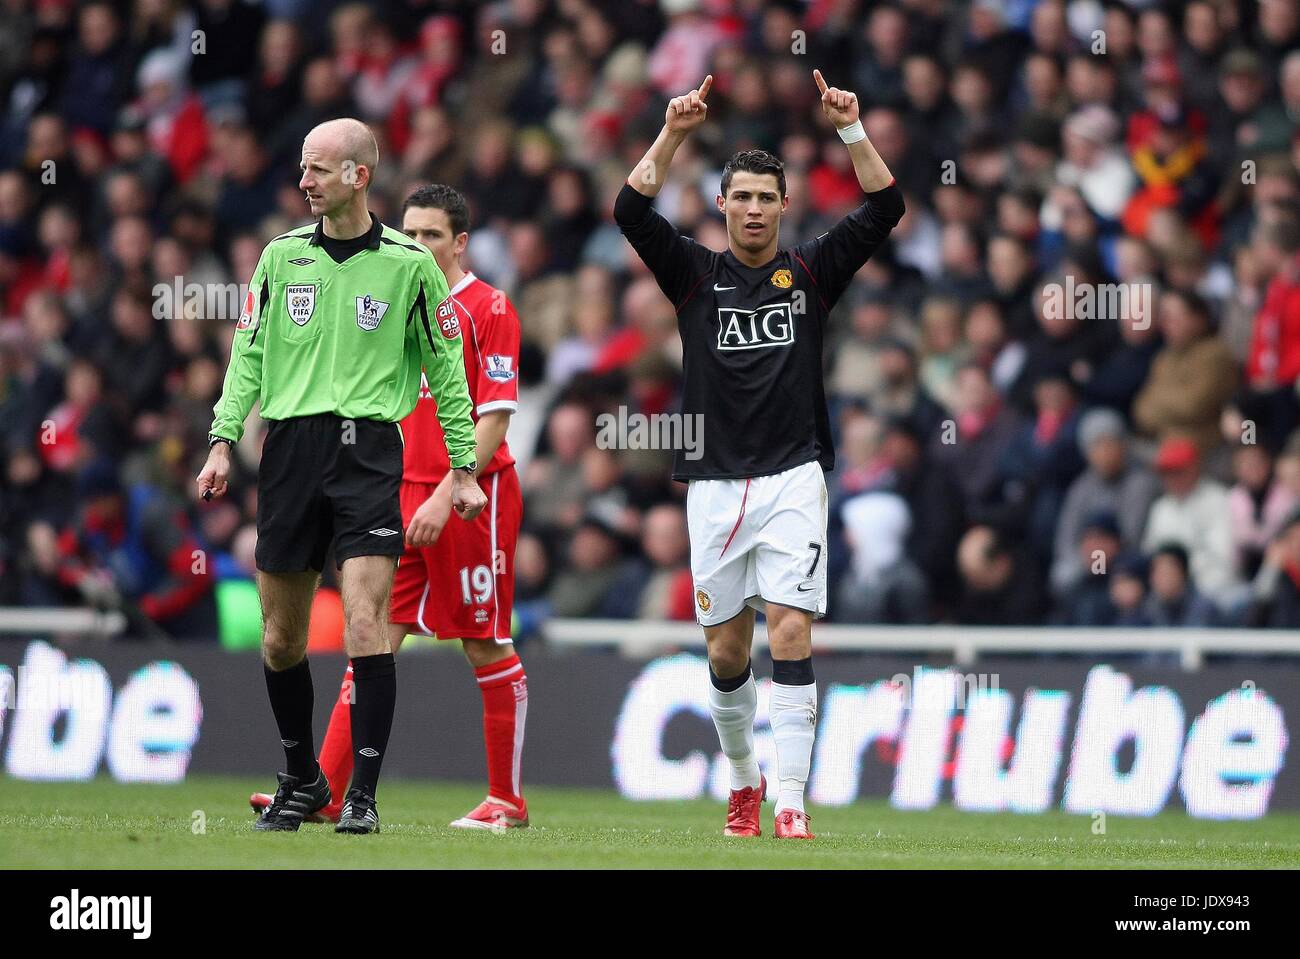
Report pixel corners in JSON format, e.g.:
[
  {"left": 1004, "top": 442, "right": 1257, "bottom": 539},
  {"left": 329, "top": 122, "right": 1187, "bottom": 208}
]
[{"left": 614, "top": 181, "right": 905, "bottom": 481}]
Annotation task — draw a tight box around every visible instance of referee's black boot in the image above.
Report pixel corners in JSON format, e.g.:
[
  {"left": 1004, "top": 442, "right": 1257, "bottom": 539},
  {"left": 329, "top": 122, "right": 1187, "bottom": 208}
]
[
  {"left": 253, "top": 768, "right": 331, "bottom": 832},
  {"left": 335, "top": 788, "right": 381, "bottom": 835}
]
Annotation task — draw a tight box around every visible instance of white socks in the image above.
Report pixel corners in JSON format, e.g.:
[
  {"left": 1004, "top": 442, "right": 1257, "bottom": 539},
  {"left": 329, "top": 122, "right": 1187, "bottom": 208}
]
[
  {"left": 708, "top": 668, "right": 762, "bottom": 791},
  {"left": 769, "top": 679, "right": 817, "bottom": 815}
]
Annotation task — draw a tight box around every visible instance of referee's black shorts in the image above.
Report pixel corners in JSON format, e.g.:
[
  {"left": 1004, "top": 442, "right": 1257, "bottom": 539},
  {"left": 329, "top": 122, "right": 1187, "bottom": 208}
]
[{"left": 255, "top": 413, "right": 405, "bottom": 573}]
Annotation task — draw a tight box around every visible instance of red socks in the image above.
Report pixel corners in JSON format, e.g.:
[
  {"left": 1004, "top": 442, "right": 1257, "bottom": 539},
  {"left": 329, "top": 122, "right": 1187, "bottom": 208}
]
[
  {"left": 475, "top": 654, "right": 528, "bottom": 808},
  {"left": 317, "top": 656, "right": 528, "bottom": 810},
  {"left": 317, "top": 664, "right": 354, "bottom": 812}
]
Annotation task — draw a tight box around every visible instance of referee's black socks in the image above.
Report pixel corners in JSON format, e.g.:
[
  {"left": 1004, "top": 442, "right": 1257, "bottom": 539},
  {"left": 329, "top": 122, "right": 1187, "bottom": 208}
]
[
  {"left": 350, "top": 652, "right": 397, "bottom": 797},
  {"left": 264, "top": 657, "right": 317, "bottom": 782}
]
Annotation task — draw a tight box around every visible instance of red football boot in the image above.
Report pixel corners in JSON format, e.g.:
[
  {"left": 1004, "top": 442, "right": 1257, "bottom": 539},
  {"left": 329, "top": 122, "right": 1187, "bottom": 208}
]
[
  {"left": 449, "top": 797, "right": 530, "bottom": 831},
  {"left": 774, "top": 809, "right": 814, "bottom": 839},
  {"left": 723, "top": 774, "right": 766, "bottom": 837},
  {"left": 249, "top": 791, "right": 341, "bottom": 824}
]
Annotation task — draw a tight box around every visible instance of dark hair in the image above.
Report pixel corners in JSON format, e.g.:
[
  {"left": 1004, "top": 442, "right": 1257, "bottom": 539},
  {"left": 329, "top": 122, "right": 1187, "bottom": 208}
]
[
  {"left": 720, "top": 149, "right": 786, "bottom": 199},
  {"left": 1152, "top": 542, "right": 1191, "bottom": 577},
  {"left": 1163, "top": 287, "right": 1212, "bottom": 325},
  {"left": 403, "top": 184, "right": 470, "bottom": 236},
  {"left": 1260, "top": 215, "right": 1300, "bottom": 255}
]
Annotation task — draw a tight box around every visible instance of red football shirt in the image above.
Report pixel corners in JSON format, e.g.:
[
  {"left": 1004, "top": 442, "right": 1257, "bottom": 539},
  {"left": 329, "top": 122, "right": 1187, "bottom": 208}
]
[{"left": 401, "top": 272, "right": 520, "bottom": 482}]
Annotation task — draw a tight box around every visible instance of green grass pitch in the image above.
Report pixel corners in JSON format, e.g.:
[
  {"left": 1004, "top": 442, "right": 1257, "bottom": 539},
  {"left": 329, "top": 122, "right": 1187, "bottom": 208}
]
[{"left": 1, "top": 776, "right": 1298, "bottom": 869}]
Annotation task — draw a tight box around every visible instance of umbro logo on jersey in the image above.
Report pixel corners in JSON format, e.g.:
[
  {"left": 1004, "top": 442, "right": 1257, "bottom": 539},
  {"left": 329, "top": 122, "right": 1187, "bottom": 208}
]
[
  {"left": 713, "top": 283, "right": 736, "bottom": 291},
  {"left": 369, "top": 528, "right": 400, "bottom": 537},
  {"left": 288, "top": 257, "right": 315, "bottom": 266},
  {"left": 286, "top": 284, "right": 316, "bottom": 326},
  {"left": 716, "top": 303, "right": 795, "bottom": 351},
  {"left": 356, "top": 294, "right": 390, "bottom": 331},
  {"left": 358, "top": 747, "right": 380, "bottom": 757}
]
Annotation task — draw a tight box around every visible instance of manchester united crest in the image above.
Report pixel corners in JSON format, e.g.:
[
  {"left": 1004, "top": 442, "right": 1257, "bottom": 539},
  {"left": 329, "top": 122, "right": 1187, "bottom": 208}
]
[
  {"left": 696, "top": 588, "right": 712, "bottom": 612},
  {"left": 770, "top": 268, "right": 793, "bottom": 289}
]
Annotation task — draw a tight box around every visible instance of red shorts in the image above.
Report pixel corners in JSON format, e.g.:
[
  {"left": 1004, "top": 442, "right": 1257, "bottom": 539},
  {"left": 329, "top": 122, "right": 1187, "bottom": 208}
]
[{"left": 390, "top": 465, "right": 521, "bottom": 641}]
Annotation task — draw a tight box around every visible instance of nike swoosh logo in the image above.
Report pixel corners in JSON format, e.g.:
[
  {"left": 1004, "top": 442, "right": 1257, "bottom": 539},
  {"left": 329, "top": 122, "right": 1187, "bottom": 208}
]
[
  {"left": 796, "top": 584, "right": 817, "bottom": 592},
  {"left": 714, "top": 284, "right": 736, "bottom": 291}
]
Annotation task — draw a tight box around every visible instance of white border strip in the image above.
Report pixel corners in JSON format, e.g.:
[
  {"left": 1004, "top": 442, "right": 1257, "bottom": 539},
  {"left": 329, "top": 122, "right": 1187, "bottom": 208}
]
[{"left": 541, "top": 620, "right": 1300, "bottom": 670}]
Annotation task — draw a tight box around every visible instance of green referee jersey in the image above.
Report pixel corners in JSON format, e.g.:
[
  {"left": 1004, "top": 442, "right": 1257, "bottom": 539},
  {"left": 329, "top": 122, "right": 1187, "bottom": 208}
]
[{"left": 210, "top": 213, "right": 476, "bottom": 469}]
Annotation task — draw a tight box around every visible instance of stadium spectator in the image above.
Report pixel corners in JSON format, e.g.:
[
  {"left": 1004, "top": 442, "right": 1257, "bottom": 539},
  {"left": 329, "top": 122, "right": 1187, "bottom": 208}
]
[
  {"left": 1052, "top": 407, "right": 1160, "bottom": 596},
  {"left": 985, "top": 233, "right": 1039, "bottom": 341},
  {"left": 836, "top": 490, "right": 928, "bottom": 625},
  {"left": 134, "top": 48, "right": 209, "bottom": 185},
  {"left": 1142, "top": 436, "right": 1241, "bottom": 611},
  {"left": 954, "top": 524, "right": 1046, "bottom": 626},
  {"left": 1052, "top": 511, "right": 1123, "bottom": 627},
  {"left": 1238, "top": 215, "right": 1300, "bottom": 450},
  {"left": 1077, "top": 304, "right": 1161, "bottom": 418},
  {"left": 1228, "top": 442, "right": 1298, "bottom": 580},
  {"left": 601, "top": 503, "right": 693, "bottom": 621},
  {"left": 52, "top": 460, "right": 216, "bottom": 639},
  {"left": 1247, "top": 508, "right": 1300, "bottom": 629},
  {"left": 868, "top": 337, "right": 946, "bottom": 443},
  {"left": 1144, "top": 542, "right": 1220, "bottom": 628},
  {"left": 917, "top": 295, "right": 966, "bottom": 408},
  {"left": 877, "top": 416, "right": 964, "bottom": 614},
  {"left": 59, "top": 2, "right": 130, "bottom": 137},
  {"left": 1109, "top": 551, "right": 1152, "bottom": 628},
  {"left": 930, "top": 363, "right": 1023, "bottom": 527},
  {"left": 1057, "top": 105, "right": 1135, "bottom": 223},
  {"left": 544, "top": 513, "right": 626, "bottom": 618},
  {"left": 1132, "top": 288, "right": 1238, "bottom": 451},
  {"left": 998, "top": 367, "right": 1086, "bottom": 560},
  {"left": 964, "top": 298, "right": 1026, "bottom": 395},
  {"left": 1010, "top": 267, "right": 1117, "bottom": 412},
  {"left": 521, "top": 402, "right": 594, "bottom": 533},
  {"left": 828, "top": 291, "right": 905, "bottom": 404}
]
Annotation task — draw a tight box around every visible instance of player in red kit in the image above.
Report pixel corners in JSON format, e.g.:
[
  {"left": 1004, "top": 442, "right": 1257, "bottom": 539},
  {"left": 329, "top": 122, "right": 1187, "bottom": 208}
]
[{"left": 250, "top": 184, "right": 528, "bottom": 829}]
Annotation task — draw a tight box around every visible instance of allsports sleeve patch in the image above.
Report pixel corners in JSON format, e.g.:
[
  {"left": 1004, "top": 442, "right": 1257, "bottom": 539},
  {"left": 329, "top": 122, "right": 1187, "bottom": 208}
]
[
  {"left": 435, "top": 297, "right": 461, "bottom": 339},
  {"left": 236, "top": 288, "right": 258, "bottom": 330}
]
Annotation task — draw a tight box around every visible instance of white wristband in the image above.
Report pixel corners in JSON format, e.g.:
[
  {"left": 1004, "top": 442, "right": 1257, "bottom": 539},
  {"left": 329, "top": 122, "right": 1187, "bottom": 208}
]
[{"left": 837, "top": 120, "right": 866, "bottom": 144}]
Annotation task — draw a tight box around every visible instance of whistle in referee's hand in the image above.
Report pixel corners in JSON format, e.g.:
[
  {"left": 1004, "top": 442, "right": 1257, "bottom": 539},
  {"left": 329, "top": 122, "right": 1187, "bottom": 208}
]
[{"left": 202, "top": 488, "right": 213, "bottom": 502}]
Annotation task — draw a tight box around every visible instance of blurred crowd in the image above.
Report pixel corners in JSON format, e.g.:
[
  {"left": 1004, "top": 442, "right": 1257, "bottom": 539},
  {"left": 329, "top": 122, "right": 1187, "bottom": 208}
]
[{"left": 1, "top": 0, "right": 1300, "bottom": 641}]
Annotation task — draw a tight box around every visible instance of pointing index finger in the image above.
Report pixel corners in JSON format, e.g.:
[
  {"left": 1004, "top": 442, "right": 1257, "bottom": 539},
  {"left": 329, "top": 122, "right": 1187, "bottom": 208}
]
[
  {"left": 699, "top": 74, "right": 713, "bottom": 101},
  {"left": 813, "top": 69, "right": 829, "bottom": 95}
]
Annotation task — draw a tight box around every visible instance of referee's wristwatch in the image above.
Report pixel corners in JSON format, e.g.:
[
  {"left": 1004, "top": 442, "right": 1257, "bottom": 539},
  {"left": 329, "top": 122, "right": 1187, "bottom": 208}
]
[
  {"left": 454, "top": 461, "right": 477, "bottom": 477},
  {"left": 208, "top": 433, "right": 233, "bottom": 450}
]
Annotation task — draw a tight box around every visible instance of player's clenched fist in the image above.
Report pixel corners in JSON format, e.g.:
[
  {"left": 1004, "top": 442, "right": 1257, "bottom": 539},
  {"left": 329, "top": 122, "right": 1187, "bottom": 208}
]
[
  {"left": 813, "top": 69, "right": 859, "bottom": 129},
  {"left": 196, "top": 443, "right": 231, "bottom": 501},
  {"left": 665, "top": 74, "right": 712, "bottom": 135},
  {"left": 450, "top": 470, "right": 488, "bottom": 522}
]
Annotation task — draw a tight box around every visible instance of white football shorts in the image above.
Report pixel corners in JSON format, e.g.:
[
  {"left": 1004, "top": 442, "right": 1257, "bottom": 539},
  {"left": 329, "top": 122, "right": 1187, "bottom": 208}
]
[{"left": 685, "top": 460, "right": 829, "bottom": 626}]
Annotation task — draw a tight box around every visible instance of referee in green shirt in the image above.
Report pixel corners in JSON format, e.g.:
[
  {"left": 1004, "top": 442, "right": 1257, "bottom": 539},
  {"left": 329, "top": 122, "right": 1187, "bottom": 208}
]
[{"left": 197, "top": 118, "right": 487, "bottom": 835}]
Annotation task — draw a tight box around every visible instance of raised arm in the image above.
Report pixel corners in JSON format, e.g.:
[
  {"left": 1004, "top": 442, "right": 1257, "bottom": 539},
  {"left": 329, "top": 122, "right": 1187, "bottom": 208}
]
[
  {"left": 790, "top": 71, "right": 905, "bottom": 308},
  {"left": 627, "top": 75, "right": 712, "bottom": 198},
  {"left": 813, "top": 69, "right": 894, "bottom": 193}
]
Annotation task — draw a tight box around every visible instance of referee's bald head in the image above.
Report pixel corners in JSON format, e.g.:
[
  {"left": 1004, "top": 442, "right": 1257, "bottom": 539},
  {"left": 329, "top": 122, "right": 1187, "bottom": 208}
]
[{"left": 304, "top": 118, "right": 379, "bottom": 190}]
